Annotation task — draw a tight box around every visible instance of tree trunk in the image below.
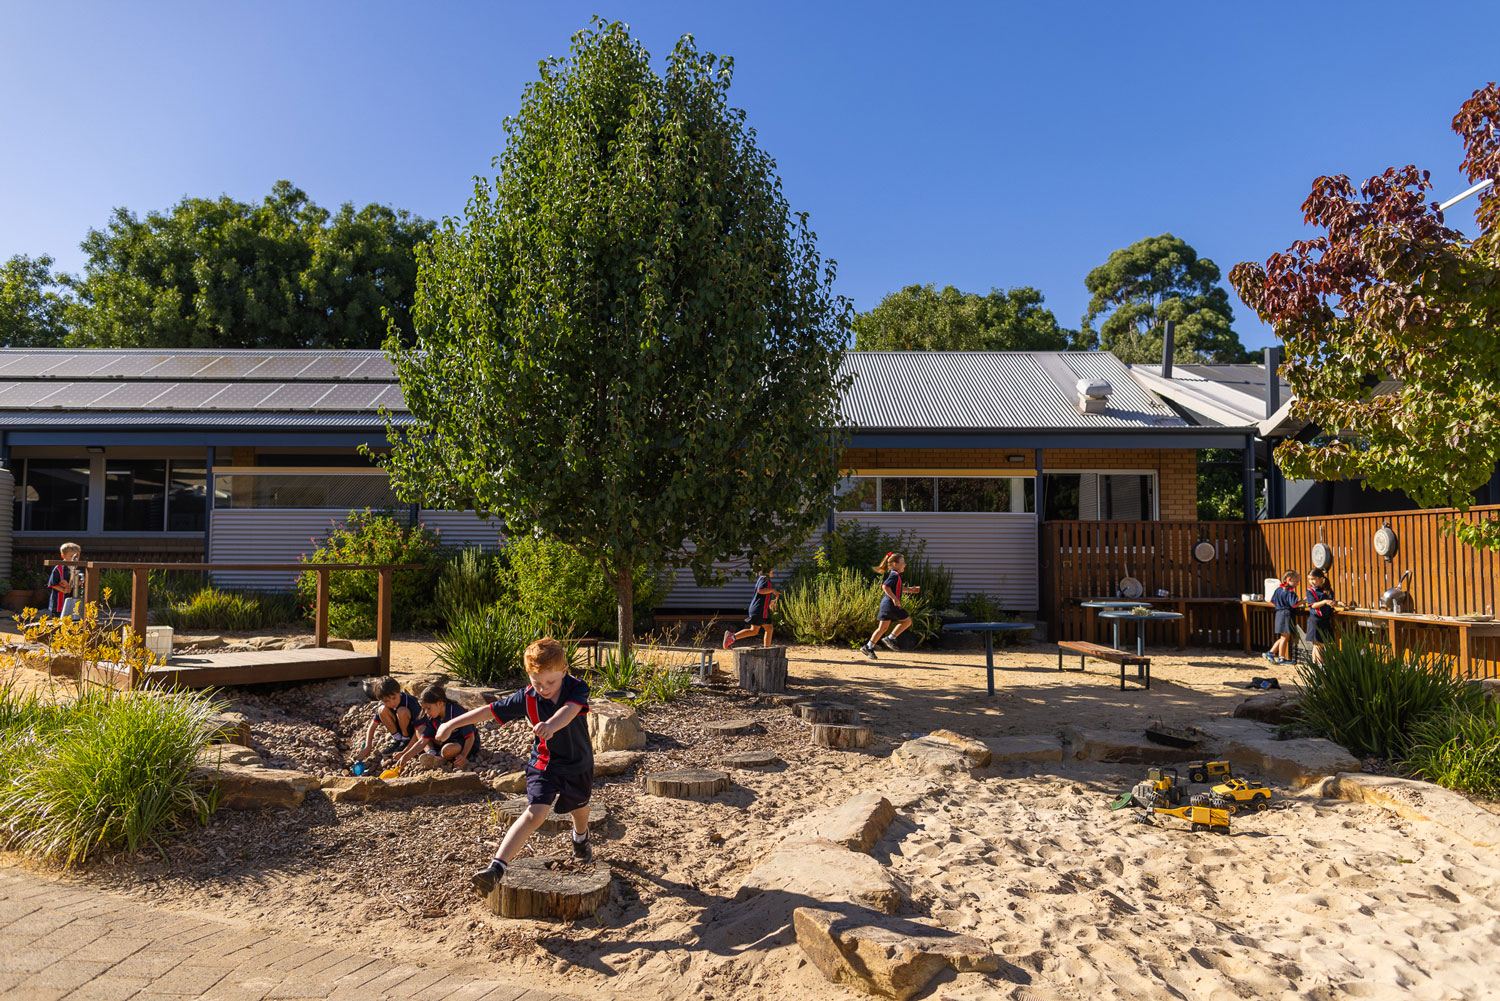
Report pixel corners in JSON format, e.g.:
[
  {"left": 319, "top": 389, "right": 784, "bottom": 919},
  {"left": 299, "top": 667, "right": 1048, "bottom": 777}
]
[{"left": 614, "top": 566, "right": 635, "bottom": 664}]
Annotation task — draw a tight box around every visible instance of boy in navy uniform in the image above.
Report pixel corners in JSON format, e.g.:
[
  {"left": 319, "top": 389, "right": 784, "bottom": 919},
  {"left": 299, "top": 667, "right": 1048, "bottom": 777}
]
[
  {"left": 357, "top": 677, "right": 422, "bottom": 768},
  {"left": 394, "top": 684, "right": 477, "bottom": 771},
  {"left": 724, "top": 568, "right": 780, "bottom": 649},
  {"left": 437, "top": 637, "right": 594, "bottom": 895}
]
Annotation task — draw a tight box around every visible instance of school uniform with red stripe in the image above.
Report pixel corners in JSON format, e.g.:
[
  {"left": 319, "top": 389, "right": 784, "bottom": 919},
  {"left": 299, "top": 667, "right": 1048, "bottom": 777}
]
[{"left": 489, "top": 675, "right": 594, "bottom": 813}]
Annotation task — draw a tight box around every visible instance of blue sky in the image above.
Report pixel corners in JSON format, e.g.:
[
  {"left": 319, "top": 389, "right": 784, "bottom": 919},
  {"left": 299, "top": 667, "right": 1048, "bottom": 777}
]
[{"left": 2, "top": 0, "right": 1493, "bottom": 350}]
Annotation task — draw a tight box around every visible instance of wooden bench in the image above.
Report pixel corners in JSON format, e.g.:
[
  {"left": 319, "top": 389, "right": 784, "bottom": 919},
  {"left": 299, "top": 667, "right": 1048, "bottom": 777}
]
[{"left": 1057, "top": 640, "right": 1150, "bottom": 691}]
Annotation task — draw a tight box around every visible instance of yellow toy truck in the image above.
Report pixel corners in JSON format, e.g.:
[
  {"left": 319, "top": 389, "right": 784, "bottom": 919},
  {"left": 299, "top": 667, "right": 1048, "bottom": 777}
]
[
  {"left": 1149, "top": 793, "right": 1231, "bottom": 833},
  {"left": 1211, "top": 777, "right": 1272, "bottom": 813},
  {"left": 1184, "top": 760, "right": 1232, "bottom": 784}
]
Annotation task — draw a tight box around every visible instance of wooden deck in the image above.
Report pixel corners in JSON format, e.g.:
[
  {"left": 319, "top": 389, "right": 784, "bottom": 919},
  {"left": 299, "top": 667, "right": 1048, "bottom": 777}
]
[{"left": 140, "top": 648, "right": 382, "bottom": 689}]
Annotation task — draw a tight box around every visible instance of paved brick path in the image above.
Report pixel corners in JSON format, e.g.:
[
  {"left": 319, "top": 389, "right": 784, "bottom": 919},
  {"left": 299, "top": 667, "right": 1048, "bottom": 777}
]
[{"left": 0, "top": 868, "right": 572, "bottom": 1001}]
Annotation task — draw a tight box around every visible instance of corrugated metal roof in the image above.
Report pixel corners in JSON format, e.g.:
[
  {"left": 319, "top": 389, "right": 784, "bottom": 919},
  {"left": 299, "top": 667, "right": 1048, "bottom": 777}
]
[
  {"left": 839, "top": 352, "right": 1187, "bottom": 430},
  {"left": 1130, "top": 362, "right": 1287, "bottom": 426},
  {"left": 0, "top": 349, "right": 392, "bottom": 382},
  {"left": 0, "top": 411, "right": 412, "bottom": 428}
]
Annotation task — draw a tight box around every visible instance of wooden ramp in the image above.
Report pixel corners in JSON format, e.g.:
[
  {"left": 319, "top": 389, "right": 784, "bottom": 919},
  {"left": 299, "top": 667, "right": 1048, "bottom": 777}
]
[{"left": 142, "top": 648, "right": 382, "bottom": 689}]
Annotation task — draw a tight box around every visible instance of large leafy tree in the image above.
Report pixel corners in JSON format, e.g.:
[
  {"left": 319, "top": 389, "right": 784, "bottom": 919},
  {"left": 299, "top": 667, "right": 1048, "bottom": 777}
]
[
  {"left": 852, "top": 283, "right": 1075, "bottom": 351},
  {"left": 1083, "top": 234, "right": 1249, "bottom": 363},
  {"left": 0, "top": 254, "right": 71, "bottom": 347},
  {"left": 68, "top": 181, "right": 433, "bottom": 349},
  {"left": 379, "top": 20, "right": 852, "bottom": 652},
  {"left": 1231, "top": 83, "right": 1500, "bottom": 548}
]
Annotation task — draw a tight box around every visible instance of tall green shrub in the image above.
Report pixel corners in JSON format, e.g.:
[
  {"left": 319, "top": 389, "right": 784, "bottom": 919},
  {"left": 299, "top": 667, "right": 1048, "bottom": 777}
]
[
  {"left": 497, "top": 534, "right": 669, "bottom": 637},
  {"left": 435, "top": 547, "right": 503, "bottom": 626},
  {"left": 1404, "top": 699, "right": 1500, "bottom": 797},
  {"left": 296, "top": 509, "right": 445, "bottom": 638}
]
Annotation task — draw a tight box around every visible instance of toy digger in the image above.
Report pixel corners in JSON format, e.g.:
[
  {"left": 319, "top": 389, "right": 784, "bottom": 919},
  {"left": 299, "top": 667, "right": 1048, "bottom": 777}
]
[
  {"left": 1145, "top": 794, "right": 1232, "bottom": 833},
  {"left": 1108, "top": 767, "right": 1183, "bottom": 810},
  {"left": 1184, "top": 760, "right": 1232, "bottom": 784}
]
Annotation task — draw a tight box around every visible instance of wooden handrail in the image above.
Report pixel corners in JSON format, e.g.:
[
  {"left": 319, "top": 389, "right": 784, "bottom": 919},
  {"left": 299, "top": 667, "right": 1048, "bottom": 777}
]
[{"left": 45, "top": 562, "right": 423, "bottom": 571}]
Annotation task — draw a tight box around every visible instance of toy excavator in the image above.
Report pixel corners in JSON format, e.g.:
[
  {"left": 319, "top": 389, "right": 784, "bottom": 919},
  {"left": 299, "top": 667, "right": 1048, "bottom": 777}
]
[
  {"left": 1108, "top": 767, "right": 1183, "bottom": 810},
  {"left": 1143, "top": 794, "right": 1232, "bottom": 833}
]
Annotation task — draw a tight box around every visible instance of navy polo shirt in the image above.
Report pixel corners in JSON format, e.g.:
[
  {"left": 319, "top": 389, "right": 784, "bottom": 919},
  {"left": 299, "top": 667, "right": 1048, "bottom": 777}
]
[
  {"left": 748, "top": 574, "right": 772, "bottom": 619},
  {"left": 416, "top": 700, "right": 475, "bottom": 743},
  {"left": 489, "top": 675, "right": 593, "bottom": 776}
]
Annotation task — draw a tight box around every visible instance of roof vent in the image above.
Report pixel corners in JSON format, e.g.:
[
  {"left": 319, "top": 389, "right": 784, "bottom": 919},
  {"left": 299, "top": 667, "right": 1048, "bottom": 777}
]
[{"left": 1076, "top": 378, "right": 1111, "bottom": 414}]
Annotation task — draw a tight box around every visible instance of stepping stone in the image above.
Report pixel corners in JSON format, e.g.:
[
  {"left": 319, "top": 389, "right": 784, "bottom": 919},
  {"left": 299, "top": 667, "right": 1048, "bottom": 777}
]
[
  {"left": 722, "top": 750, "right": 780, "bottom": 768},
  {"left": 593, "top": 750, "right": 645, "bottom": 776},
  {"left": 589, "top": 700, "right": 648, "bottom": 751},
  {"left": 487, "top": 856, "right": 612, "bottom": 919},
  {"left": 703, "top": 717, "right": 757, "bottom": 736},
  {"left": 813, "top": 724, "right": 873, "bottom": 749},
  {"left": 794, "top": 904, "right": 998, "bottom": 1001},
  {"left": 765, "top": 693, "right": 811, "bottom": 706},
  {"left": 492, "top": 797, "right": 610, "bottom": 832},
  {"left": 645, "top": 768, "right": 730, "bottom": 798},
  {"left": 796, "top": 701, "right": 858, "bottom": 725}
]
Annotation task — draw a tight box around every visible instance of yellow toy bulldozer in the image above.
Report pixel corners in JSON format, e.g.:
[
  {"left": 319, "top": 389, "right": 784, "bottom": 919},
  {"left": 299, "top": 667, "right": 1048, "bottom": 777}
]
[
  {"left": 1109, "top": 766, "right": 1183, "bottom": 810},
  {"left": 1149, "top": 793, "right": 1231, "bottom": 833}
]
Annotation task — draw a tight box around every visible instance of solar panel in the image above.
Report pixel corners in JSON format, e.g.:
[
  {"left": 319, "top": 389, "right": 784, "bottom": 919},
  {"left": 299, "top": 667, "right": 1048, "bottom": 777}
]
[
  {"left": 193, "top": 355, "right": 279, "bottom": 380},
  {"left": 11, "top": 382, "right": 131, "bottom": 408},
  {"left": 137, "top": 382, "right": 237, "bottom": 408},
  {"left": 372, "top": 385, "right": 408, "bottom": 410},
  {"left": 254, "top": 383, "right": 343, "bottom": 409},
  {"left": 238, "top": 354, "right": 328, "bottom": 379},
  {"left": 312, "top": 384, "right": 385, "bottom": 410},
  {"left": 199, "top": 384, "right": 278, "bottom": 409},
  {"left": 91, "top": 354, "right": 183, "bottom": 377},
  {"left": 93, "top": 384, "right": 179, "bottom": 408},
  {"left": 30, "top": 355, "right": 131, "bottom": 377},
  {"left": 0, "top": 381, "right": 82, "bottom": 406},
  {"left": 0, "top": 354, "right": 35, "bottom": 375},
  {"left": 295, "top": 355, "right": 376, "bottom": 380},
  {"left": 138, "top": 357, "right": 223, "bottom": 379},
  {"left": 346, "top": 356, "right": 397, "bottom": 380}
]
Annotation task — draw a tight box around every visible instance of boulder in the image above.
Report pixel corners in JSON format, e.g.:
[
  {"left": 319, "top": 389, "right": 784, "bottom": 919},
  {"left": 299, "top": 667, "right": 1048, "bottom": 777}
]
[
  {"left": 1470, "top": 677, "right": 1500, "bottom": 703},
  {"left": 438, "top": 682, "right": 505, "bottom": 711},
  {"left": 983, "top": 735, "right": 1065, "bottom": 764},
  {"left": 196, "top": 745, "right": 263, "bottom": 768},
  {"left": 793, "top": 905, "right": 998, "bottom": 1001},
  {"left": 736, "top": 837, "right": 904, "bottom": 913},
  {"left": 588, "top": 700, "right": 648, "bottom": 752},
  {"left": 172, "top": 634, "right": 223, "bottom": 650},
  {"left": 492, "top": 771, "right": 528, "bottom": 793},
  {"left": 876, "top": 777, "right": 943, "bottom": 809},
  {"left": 320, "top": 771, "right": 487, "bottom": 803},
  {"left": 323, "top": 638, "right": 355, "bottom": 652},
  {"left": 892, "top": 737, "right": 972, "bottom": 777},
  {"left": 1323, "top": 773, "right": 1500, "bottom": 849},
  {"left": 785, "top": 792, "right": 895, "bottom": 853},
  {"left": 199, "top": 763, "right": 320, "bottom": 809},
  {"left": 923, "top": 729, "right": 992, "bottom": 768},
  {"left": 1233, "top": 691, "right": 1304, "bottom": 725},
  {"left": 208, "top": 711, "right": 252, "bottom": 747},
  {"left": 1196, "top": 718, "right": 1360, "bottom": 787},
  {"left": 1062, "top": 726, "right": 1182, "bottom": 764},
  {"left": 594, "top": 750, "right": 645, "bottom": 777},
  {"left": 241, "top": 636, "right": 286, "bottom": 651}
]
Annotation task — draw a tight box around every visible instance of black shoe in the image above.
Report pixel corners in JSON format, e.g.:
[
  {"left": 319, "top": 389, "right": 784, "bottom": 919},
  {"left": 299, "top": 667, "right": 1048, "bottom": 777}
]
[
  {"left": 571, "top": 835, "right": 592, "bottom": 861},
  {"left": 859, "top": 644, "right": 877, "bottom": 659},
  {"left": 470, "top": 859, "right": 506, "bottom": 896},
  {"left": 880, "top": 637, "right": 899, "bottom": 652}
]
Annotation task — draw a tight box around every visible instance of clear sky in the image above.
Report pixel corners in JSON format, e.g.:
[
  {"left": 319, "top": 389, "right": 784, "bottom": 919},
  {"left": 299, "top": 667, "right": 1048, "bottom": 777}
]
[{"left": 2, "top": 0, "right": 1493, "bottom": 351}]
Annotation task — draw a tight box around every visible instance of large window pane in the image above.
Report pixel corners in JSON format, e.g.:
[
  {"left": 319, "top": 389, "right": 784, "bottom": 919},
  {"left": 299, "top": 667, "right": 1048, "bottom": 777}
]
[
  {"left": 213, "top": 473, "right": 403, "bottom": 509},
  {"left": 1043, "top": 474, "right": 1081, "bottom": 520},
  {"left": 834, "top": 477, "right": 876, "bottom": 512},
  {"left": 21, "top": 460, "right": 90, "bottom": 532},
  {"left": 937, "top": 478, "right": 1035, "bottom": 513},
  {"left": 105, "top": 459, "right": 167, "bottom": 532},
  {"left": 167, "top": 463, "right": 207, "bottom": 532},
  {"left": 1043, "top": 473, "right": 1157, "bottom": 520},
  {"left": 1101, "top": 474, "right": 1155, "bottom": 520},
  {"left": 879, "top": 477, "right": 934, "bottom": 512}
]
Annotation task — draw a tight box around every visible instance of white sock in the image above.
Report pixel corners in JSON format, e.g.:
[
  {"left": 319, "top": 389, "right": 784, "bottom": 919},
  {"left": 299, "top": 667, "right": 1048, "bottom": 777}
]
[{"left": 572, "top": 828, "right": 588, "bottom": 842}]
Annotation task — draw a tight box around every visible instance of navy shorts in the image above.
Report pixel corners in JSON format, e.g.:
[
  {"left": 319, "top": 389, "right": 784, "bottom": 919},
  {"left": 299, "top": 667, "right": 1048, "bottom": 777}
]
[
  {"left": 877, "top": 600, "right": 908, "bottom": 622},
  {"left": 1273, "top": 609, "right": 1293, "bottom": 635},
  {"left": 526, "top": 769, "right": 592, "bottom": 813},
  {"left": 745, "top": 614, "right": 772, "bottom": 626}
]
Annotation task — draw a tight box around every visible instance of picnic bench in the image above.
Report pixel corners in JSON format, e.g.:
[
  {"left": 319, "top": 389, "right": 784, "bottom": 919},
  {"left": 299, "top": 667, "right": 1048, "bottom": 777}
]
[{"left": 1056, "top": 640, "right": 1151, "bottom": 691}]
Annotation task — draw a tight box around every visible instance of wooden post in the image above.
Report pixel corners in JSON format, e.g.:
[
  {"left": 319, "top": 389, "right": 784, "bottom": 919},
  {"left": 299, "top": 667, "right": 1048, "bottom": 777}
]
[
  {"left": 377, "top": 566, "right": 393, "bottom": 672},
  {"left": 129, "top": 567, "right": 149, "bottom": 689},
  {"left": 84, "top": 561, "right": 100, "bottom": 606},
  {"left": 1240, "top": 601, "right": 1251, "bottom": 655},
  {"left": 315, "top": 568, "right": 329, "bottom": 648}
]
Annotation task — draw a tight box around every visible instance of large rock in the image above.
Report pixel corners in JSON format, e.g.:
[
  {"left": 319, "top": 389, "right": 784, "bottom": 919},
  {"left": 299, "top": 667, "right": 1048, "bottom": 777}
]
[
  {"left": 794, "top": 905, "right": 999, "bottom": 1001},
  {"left": 1470, "top": 677, "right": 1500, "bottom": 703},
  {"left": 208, "top": 711, "right": 251, "bottom": 747},
  {"left": 196, "top": 745, "right": 262, "bottom": 768},
  {"left": 1233, "top": 691, "right": 1304, "bottom": 725},
  {"left": 492, "top": 771, "right": 528, "bottom": 793},
  {"left": 1196, "top": 718, "right": 1360, "bottom": 787},
  {"left": 1062, "top": 727, "right": 1182, "bottom": 764},
  {"left": 983, "top": 735, "right": 1065, "bottom": 764},
  {"left": 589, "top": 700, "right": 648, "bottom": 752},
  {"left": 736, "top": 837, "right": 904, "bottom": 913},
  {"left": 924, "top": 729, "right": 992, "bottom": 768},
  {"left": 438, "top": 682, "right": 505, "bottom": 711},
  {"left": 594, "top": 750, "right": 645, "bottom": 777},
  {"left": 172, "top": 634, "right": 223, "bottom": 650},
  {"left": 320, "top": 771, "right": 487, "bottom": 803},
  {"left": 785, "top": 792, "right": 896, "bottom": 853},
  {"left": 199, "top": 763, "right": 320, "bottom": 809},
  {"left": 1323, "top": 773, "right": 1500, "bottom": 849},
  {"left": 241, "top": 636, "right": 286, "bottom": 651},
  {"left": 892, "top": 737, "right": 972, "bottom": 777}
]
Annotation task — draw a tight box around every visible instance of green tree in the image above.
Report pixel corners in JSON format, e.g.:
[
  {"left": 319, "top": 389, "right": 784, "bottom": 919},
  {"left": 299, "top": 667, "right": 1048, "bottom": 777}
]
[
  {"left": 852, "top": 283, "right": 1075, "bottom": 351},
  {"left": 68, "top": 182, "right": 433, "bottom": 349},
  {"left": 378, "top": 20, "right": 852, "bottom": 656},
  {"left": 1230, "top": 83, "right": 1500, "bottom": 549},
  {"left": 1083, "top": 234, "right": 1248, "bottom": 362},
  {"left": 0, "top": 254, "right": 71, "bottom": 347}
]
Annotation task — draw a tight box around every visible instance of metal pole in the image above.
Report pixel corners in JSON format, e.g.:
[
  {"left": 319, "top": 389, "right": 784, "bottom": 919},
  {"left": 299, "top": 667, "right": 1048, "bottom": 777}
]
[{"left": 1242, "top": 435, "right": 1256, "bottom": 522}]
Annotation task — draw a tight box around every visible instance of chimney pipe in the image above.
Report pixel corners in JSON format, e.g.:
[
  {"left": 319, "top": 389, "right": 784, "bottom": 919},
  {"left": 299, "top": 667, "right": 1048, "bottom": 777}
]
[
  {"left": 1161, "top": 320, "right": 1176, "bottom": 378},
  {"left": 1264, "top": 346, "right": 1283, "bottom": 418}
]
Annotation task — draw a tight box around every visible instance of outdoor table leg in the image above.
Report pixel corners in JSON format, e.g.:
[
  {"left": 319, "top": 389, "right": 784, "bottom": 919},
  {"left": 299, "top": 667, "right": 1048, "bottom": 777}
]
[
  {"left": 1111, "top": 620, "right": 1120, "bottom": 650},
  {"left": 1136, "top": 626, "right": 1145, "bottom": 659},
  {"left": 985, "top": 631, "right": 995, "bottom": 697}
]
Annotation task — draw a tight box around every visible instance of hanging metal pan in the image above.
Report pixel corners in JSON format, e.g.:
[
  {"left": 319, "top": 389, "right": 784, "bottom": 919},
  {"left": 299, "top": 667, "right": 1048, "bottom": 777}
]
[
  {"left": 1193, "top": 540, "right": 1217, "bottom": 563},
  {"left": 1373, "top": 523, "right": 1399, "bottom": 560},
  {"left": 1311, "top": 542, "right": 1334, "bottom": 571}
]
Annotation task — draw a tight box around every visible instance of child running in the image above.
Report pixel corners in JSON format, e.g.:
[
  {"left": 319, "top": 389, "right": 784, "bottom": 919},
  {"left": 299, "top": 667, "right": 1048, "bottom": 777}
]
[
  {"left": 436, "top": 637, "right": 594, "bottom": 896},
  {"left": 1264, "top": 571, "right": 1301, "bottom": 665},
  {"left": 393, "top": 684, "right": 476, "bottom": 772},
  {"left": 859, "top": 551, "right": 920, "bottom": 658},
  {"left": 724, "top": 568, "right": 780, "bottom": 650},
  {"left": 356, "top": 677, "right": 420, "bottom": 768}
]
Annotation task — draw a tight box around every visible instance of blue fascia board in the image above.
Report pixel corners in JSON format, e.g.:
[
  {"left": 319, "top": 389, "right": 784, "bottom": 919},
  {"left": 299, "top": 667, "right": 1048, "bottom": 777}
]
[
  {"left": 5, "top": 430, "right": 393, "bottom": 447},
  {"left": 849, "top": 430, "right": 1254, "bottom": 450}
]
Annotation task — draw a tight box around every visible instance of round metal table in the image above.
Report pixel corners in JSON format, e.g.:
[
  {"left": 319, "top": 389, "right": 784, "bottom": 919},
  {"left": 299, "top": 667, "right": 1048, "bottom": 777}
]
[
  {"left": 1097, "top": 609, "right": 1184, "bottom": 657},
  {"left": 941, "top": 621, "right": 1035, "bottom": 696},
  {"left": 1080, "top": 600, "right": 1153, "bottom": 650}
]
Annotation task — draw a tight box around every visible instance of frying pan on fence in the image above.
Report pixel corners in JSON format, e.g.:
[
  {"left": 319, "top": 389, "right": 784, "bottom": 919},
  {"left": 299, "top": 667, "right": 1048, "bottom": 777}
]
[
  {"left": 1312, "top": 527, "right": 1334, "bottom": 571},
  {"left": 1118, "top": 563, "right": 1144, "bottom": 599}
]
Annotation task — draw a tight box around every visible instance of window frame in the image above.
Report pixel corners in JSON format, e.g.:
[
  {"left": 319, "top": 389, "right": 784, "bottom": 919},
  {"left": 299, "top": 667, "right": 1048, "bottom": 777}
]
[
  {"left": 1041, "top": 469, "right": 1160, "bottom": 521},
  {"left": 835, "top": 474, "right": 1038, "bottom": 515}
]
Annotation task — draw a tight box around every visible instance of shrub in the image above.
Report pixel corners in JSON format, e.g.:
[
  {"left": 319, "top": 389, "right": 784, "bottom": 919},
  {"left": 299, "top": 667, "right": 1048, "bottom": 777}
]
[
  {"left": 434, "top": 605, "right": 577, "bottom": 687},
  {"left": 777, "top": 567, "right": 879, "bottom": 646},
  {"left": 157, "top": 588, "right": 303, "bottom": 632},
  {"left": 958, "top": 591, "right": 1008, "bottom": 622},
  {"left": 296, "top": 510, "right": 445, "bottom": 639},
  {"left": 435, "top": 547, "right": 502, "bottom": 627},
  {"left": 1295, "top": 629, "right": 1480, "bottom": 759},
  {"left": 0, "top": 681, "right": 222, "bottom": 865},
  {"left": 585, "top": 646, "right": 693, "bottom": 705},
  {"left": 497, "top": 534, "right": 670, "bottom": 637},
  {"left": 97, "top": 569, "right": 134, "bottom": 605},
  {"left": 1404, "top": 699, "right": 1500, "bottom": 797}
]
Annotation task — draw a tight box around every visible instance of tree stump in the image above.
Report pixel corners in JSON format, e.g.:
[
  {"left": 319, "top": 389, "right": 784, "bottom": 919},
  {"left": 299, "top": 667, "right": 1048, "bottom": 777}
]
[
  {"left": 645, "top": 768, "right": 730, "bottom": 798},
  {"left": 734, "top": 645, "right": 788, "bottom": 692},
  {"left": 488, "top": 856, "right": 612, "bottom": 919},
  {"left": 722, "top": 750, "right": 780, "bottom": 768},
  {"left": 813, "top": 724, "right": 873, "bottom": 749},
  {"left": 797, "top": 701, "right": 858, "bottom": 725},
  {"left": 493, "top": 797, "right": 610, "bottom": 832},
  {"left": 704, "top": 717, "right": 757, "bottom": 737}
]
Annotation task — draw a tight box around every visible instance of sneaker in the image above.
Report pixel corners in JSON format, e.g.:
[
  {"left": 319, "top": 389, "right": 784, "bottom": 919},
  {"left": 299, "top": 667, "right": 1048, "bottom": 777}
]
[
  {"left": 723, "top": 630, "right": 735, "bottom": 651},
  {"left": 859, "top": 643, "right": 877, "bottom": 660},
  {"left": 571, "top": 834, "right": 593, "bottom": 861},
  {"left": 880, "top": 636, "right": 899, "bottom": 652},
  {"left": 1262, "top": 651, "right": 1276, "bottom": 663},
  {"left": 470, "top": 859, "right": 506, "bottom": 896}
]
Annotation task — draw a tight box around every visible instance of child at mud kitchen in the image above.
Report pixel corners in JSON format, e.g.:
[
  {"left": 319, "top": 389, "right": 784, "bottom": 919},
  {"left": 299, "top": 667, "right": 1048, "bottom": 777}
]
[
  {"left": 859, "top": 551, "right": 920, "bottom": 658},
  {"left": 724, "top": 567, "right": 780, "bottom": 649},
  {"left": 1264, "top": 570, "right": 1301, "bottom": 665},
  {"left": 356, "top": 677, "right": 421, "bottom": 770},
  {"left": 391, "top": 684, "right": 477, "bottom": 772},
  {"left": 437, "top": 637, "right": 593, "bottom": 895},
  {"left": 1305, "top": 567, "right": 1345, "bottom": 665}
]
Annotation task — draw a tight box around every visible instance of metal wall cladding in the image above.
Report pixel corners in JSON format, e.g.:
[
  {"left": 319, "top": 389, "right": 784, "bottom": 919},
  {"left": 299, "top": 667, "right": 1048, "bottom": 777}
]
[
  {"left": 834, "top": 511, "right": 1039, "bottom": 609},
  {"left": 0, "top": 466, "right": 13, "bottom": 580},
  {"left": 839, "top": 352, "right": 1187, "bottom": 431}
]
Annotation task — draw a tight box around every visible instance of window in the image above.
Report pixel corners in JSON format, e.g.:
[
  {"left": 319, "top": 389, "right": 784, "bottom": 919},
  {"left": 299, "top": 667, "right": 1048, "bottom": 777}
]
[
  {"left": 15, "top": 460, "right": 89, "bottom": 532},
  {"left": 833, "top": 477, "right": 876, "bottom": 512},
  {"left": 835, "top": 476, "right": 1035, "bottom": 513},
  {"left": 1043, "top": 473, "right": 1157, "bottom": 520},
  {"left": 212, "top": 473, "right": 403, "bottom": 510},
  {"left": 168, "top": 464, "right": 207, "bottom": 532},
  {"left": 936, "top": 477, "right": 1035, "bottom": 513},
  {"left": 102, "top": 459, "right": 207, "bottom": 532},
  {"left": 879, "top": 477, "right": 934, "bottom": 512}
]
